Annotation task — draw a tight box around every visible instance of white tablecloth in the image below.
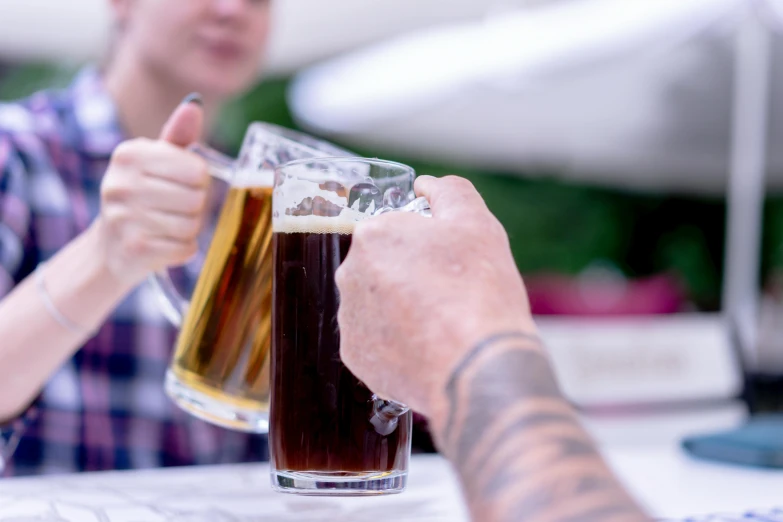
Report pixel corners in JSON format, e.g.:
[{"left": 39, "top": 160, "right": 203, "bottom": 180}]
[
  {"left": 0, "top": 455, "right": 469, "bottom": 522},
  {"left": 608, "top": 444, "right": 783, "bottom": 519},
  {"left": 3, "top": 416, "right": 783, "bottom": 521}
]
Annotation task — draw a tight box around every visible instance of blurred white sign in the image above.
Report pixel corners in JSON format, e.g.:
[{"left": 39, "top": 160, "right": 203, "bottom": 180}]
[{"left": 538, "top": 314, "right": 743, "bottom": 409}]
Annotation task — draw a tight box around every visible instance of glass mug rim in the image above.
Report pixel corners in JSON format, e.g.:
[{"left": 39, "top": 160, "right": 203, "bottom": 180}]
[
  {"left": 273, "top": 156, "right": 416, "bottom": 196},
  {"left": 275, "top": 155, "right": 414, "bottom": 174},
  {"left": 249, "top": 122, "right": 346, "bottom": 152},
  {"left": 248, "top": 122, "right": 354, "bottom": 158},
  {"left": 207, "top": 124, "right": 355, "bottom": 187}
]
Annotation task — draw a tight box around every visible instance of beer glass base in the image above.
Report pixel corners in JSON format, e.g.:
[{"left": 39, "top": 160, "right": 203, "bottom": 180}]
[
  {"left": 271, "top": 470, "right": 407, "bottom": 496},
  {"left": 165, "top": 371, "right": 269, "bottom": 434}
]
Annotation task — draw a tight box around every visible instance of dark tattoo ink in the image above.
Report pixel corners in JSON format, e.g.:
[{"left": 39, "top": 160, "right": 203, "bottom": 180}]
[
  {"left": 456, "top": 350, "right": 564, "bottom": 465},
  {"left": 440, "top": 333, "right": 650, "bottom": 522},
  {"left": 443, "top": 332, "right": 540, "bottom": 442}
]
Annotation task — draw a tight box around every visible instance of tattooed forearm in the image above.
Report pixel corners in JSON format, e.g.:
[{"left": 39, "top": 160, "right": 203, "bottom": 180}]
[{"left": 435, "top": 333, "right": 650, "bottom": 522}]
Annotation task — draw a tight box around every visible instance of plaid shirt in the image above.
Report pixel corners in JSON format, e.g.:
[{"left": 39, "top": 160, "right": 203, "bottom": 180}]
[{"left": 0, "top": 68, "right": 268, "bottom": 477}]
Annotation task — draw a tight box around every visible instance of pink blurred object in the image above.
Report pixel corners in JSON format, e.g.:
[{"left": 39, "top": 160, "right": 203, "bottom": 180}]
[{"left": 526, "top": 269, "right": 686, "bottom": 316}]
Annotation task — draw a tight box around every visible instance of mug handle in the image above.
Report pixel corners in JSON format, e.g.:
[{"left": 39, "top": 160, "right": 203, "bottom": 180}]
[
  {"left": 369, "top": 195, "right": 432, "bottom": 435},
  {"left": 147, "top": 144, "right": 235, "bottom": 327}
]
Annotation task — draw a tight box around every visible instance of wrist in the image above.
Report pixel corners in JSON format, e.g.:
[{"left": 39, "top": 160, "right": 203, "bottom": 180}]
[
  {"left": 83, "top": 218, "right": 142, "bottom": 295},
  {"left": 72, "top": 218, "right": 139, "bottom": 301},
  {"left": 426, "top": 323, "right": 546, "bottom": 452},
  {"left": 30, "top": 221, "right": 138, "bottom": 337}
]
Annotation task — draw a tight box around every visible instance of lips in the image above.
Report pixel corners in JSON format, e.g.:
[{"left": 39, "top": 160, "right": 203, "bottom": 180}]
[{"left": 203, "top": 39, "right": 246, "bottom": 61}]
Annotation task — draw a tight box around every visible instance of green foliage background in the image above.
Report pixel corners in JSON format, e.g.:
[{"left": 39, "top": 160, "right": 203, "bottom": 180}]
[{"left": 4, "top": 63, "right": 783, "bottom": 311}]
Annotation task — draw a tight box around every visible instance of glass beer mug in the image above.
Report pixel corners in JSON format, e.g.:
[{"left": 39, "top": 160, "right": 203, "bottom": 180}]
[
  {"left": 270, "top": 157, "right": 431, "bottom": 494},
  {"left": 150, "top": 123, "right": 351, "bottom": 433}
]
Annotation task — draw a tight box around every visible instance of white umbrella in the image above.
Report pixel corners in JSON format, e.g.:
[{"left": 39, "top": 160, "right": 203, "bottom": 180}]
[
  {"left": 288, "top": 0, "right": 748, "bottom": 193},
  {"left": 288, "top": 0, "right": 779, "bottom": 375}
]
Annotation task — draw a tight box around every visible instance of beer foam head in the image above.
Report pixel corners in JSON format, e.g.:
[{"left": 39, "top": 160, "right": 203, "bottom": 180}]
[
  {"left": 231, "top": 168, "right": 274, "bottom": 188},
  {"left": 274, "top": 214, "right": 357, "bottom": 235},
  {"left": 275, "top": 170, "right": 349, "bottom": 210},
  {"left": 273, "top": 168, "right": 374, "bottom": 234}
]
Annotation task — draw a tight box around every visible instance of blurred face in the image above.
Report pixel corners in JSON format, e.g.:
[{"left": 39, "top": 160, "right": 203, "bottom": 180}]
[{"left": 113, "top": 0, "right": 271, "bottom": 99}]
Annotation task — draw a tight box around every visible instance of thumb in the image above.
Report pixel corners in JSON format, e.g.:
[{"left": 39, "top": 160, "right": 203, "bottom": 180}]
[{"left": 159, "top": 93, "right": 204, "bottom": 147}]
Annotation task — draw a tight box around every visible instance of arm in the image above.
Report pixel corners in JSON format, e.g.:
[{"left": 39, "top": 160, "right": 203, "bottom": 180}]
[
  {"left": 429, "top": 333, "right": 648, "bottom": 522},
  {"left": 336, "top": 176, "right": 650, "bottom": 522},
  {"left": 0, "top": 222, "right": 134, "bottom": 421},
  {"left": 0, "top": 97, "right": 209, "bottom": 422}
]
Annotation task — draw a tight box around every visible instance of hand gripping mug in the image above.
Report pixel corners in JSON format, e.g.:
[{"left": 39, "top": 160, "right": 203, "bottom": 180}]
[{"left": 149, "top": 123, "right": 352, "bottom": 433}]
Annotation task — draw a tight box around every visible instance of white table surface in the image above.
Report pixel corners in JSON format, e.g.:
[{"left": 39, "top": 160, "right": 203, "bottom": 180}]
[
  {"left": 0, "top": 455, "right": 469, "bottom": 522},
  {"left": 2, "top": 409, "right": 782, "bottom": 521},
  {"left": 588, "top": 403, "right": 783, "bottom": 519},
  {"left": 607, "top": 443, "right": 783, "bottom": 520}
]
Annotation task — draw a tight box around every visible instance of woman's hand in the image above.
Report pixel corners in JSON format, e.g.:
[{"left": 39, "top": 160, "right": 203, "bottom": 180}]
[{"left": 94, "top": 96, "right": 210, "bottom": 287}]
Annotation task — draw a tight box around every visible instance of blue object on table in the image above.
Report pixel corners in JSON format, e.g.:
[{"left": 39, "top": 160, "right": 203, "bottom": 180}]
[
  {"left": 666, "top": 508, "right": 783, "bottom": 521},
  {"left": 682, "top": 415, "right": 783, "bottom": 469}
]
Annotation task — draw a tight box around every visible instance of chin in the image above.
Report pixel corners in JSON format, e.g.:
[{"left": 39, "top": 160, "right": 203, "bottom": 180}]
[{"left": 191, "top": 62, "right": 261, "bottom": 100}]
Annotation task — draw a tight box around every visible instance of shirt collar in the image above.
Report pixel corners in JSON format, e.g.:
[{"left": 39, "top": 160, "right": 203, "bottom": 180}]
[{"left": 68, "top": 66, "right": 126, "bottom": 158}]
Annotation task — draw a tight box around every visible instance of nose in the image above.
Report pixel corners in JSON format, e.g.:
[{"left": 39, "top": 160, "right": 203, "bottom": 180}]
[{"left": 210, "top": 0, "right": 248, "bottom": 18}]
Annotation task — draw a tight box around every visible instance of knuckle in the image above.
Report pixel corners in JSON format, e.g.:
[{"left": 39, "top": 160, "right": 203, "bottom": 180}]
[
  {"left": 101, "top": 178, "right": 132, "bottom": 202},
  {"left": 125, "top": 234, "right": 150, "bottom": 258},
  {"left": 338, "top": 339, "right": 357, "bottom": 369},
  {"left": 177, "top": 241, "right": 199, "bottom": 262},
  {"left": 336, "top": 303, "right": 348, "bottom": 329},
  {"left": 102, "top": 205, "right": 128, "bottom": 227},
  {"left": 442, "top": 175, "right": 475, "bottom": 192},
  {"left": 112, "top": 138, "right": 150, "bottom": 165},
  {"left": 487, "top": 216, "right": 508, "bottom": 241},
  {"left": 182, "top": 217, "right": 202, "bottom": 239},
  {"left": 352, "top": 219, "right": 383, "bottom": 245},
  {"left": 151, "top": 139, "right": 173, "bottom": 156},
  {"left": 192, "top": 156, "right": 210, "bottom": 179},
  {"left": 335, "top": 261, "right": 359, "bottom": 292},
  {"left": 181, "top": 155, "right": 210, "bottom": 187},
  {"left": 351, "top": 223, "right": 368, "bottom": 244},
  {"left": 334, "top": 264, "right": 348, "bottom": 288},
  {"left": 111, "top": 141, "right": 135, "bottom": 166},
  {"left": 187, "top": 188, "right": 209, "bottom": 214}
]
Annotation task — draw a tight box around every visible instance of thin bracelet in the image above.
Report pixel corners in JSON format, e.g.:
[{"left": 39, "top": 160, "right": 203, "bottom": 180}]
[{"left": 35, "top": 262, "right": 93, "bottom": 335}]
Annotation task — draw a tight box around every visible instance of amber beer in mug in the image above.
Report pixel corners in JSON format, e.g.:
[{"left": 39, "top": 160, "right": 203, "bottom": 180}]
[
  {"left": 150, "top": 124, "right": 352, "bottom": 433},
  {"left": 167, "top": 183, "right": 274, "bottom": 429},
  {"left": 270, "top": 157, "right": 431, "bottom": 494}
]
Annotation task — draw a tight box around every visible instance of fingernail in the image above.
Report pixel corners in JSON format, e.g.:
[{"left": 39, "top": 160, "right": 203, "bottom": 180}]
[{"left": 181, "top": 92, "right": 203, "bottom": 107}]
